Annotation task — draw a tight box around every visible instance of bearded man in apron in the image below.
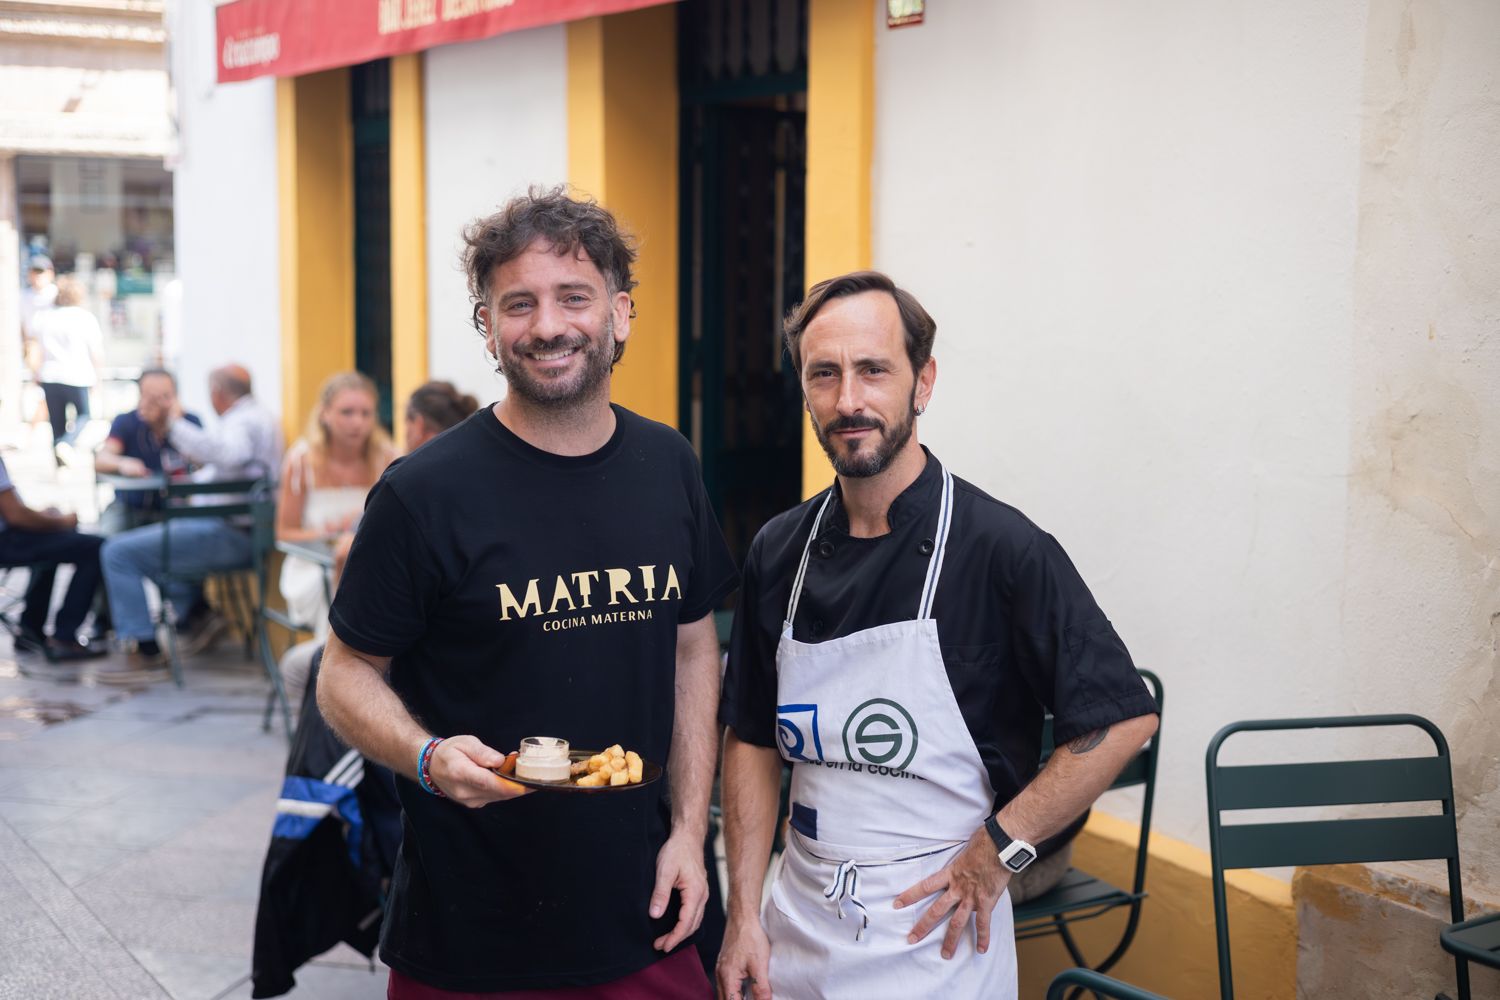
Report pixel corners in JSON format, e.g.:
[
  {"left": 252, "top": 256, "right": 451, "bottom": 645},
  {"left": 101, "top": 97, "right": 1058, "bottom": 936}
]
[{"left": 716, "top": 271, "right": 1160, "bottom": 1000}]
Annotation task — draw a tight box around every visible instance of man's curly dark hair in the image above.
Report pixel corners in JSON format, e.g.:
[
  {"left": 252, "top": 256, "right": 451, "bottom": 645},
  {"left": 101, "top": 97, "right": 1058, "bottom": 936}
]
[{"left": 461, "top": 185, "right": 639, "bottom": 366}]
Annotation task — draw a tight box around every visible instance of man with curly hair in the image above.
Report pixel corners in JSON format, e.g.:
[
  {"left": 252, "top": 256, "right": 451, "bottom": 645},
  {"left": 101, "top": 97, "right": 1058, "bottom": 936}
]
[{"left": 320, "top": 186, "right": 737, "bottom": 998}]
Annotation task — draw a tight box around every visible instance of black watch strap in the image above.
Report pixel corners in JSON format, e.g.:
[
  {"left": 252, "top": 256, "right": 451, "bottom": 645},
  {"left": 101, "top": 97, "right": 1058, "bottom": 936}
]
[{"left": 984, "top": 814, "right": 1012, "bottom": 853}]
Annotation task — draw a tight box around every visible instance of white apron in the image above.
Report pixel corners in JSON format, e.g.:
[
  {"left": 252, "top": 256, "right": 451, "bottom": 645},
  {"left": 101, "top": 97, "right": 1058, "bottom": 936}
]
[{"left": 764, "top": 469, "right": 1017, "bottom": 1000}]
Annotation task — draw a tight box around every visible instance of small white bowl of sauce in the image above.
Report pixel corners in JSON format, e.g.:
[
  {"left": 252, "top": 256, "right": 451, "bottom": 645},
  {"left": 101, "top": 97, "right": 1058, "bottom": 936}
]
[{"left": 514, "top": 736, "right": 571, "bottom": 783}]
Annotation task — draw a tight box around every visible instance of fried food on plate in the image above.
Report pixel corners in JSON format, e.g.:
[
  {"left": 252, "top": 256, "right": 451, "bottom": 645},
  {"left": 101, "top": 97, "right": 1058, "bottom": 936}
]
[{"left": 567, "top": 744, "right": 646, "bottom": 787}]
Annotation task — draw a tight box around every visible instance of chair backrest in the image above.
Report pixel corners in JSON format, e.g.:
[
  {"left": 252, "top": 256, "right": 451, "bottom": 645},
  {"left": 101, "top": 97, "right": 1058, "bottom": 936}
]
[
  {"left": 159, "top": 477, "right": 265, "bottom": 518},
  {"left": 1037, "top": 669, "right": 1163, "bottom": 898},
  {"left": 713, "top": 608, "right": 734, "bottom": 652},
  {"left": 157, "top": 478, "right": 270, "bottom": 580},
  {"left": 1204, "top": 714, "right": 1463, "bottom": 1000},
  {"left": 246, "top": 486, "right": 277, "bottom": 553},
  {"left": 1047, "top": 968, "right": 1168, "bottom": 1000}
]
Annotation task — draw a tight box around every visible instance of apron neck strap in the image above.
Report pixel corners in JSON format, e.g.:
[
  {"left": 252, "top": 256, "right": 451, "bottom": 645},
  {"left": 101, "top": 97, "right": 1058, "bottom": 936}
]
[
  {"left": 784, "top": 489, "right": 835, "bottom": 630},
  {"left": 783, "top": 468, "right": 957, "bottom": 630},
  {"left": 916, "top": 468, "right": 955, "bottom": 620}
]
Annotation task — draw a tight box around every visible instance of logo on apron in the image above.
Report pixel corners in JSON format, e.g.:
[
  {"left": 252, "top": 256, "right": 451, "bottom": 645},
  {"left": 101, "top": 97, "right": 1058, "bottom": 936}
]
[
  {"left": 777, "top": 703, "right": 824, "bottom": 762},
  {"left": 779, "top": 699, "right": 922, "bottom": 771},
  {"left": 842, "top": 698, "right": 919, "bottom": 769}
]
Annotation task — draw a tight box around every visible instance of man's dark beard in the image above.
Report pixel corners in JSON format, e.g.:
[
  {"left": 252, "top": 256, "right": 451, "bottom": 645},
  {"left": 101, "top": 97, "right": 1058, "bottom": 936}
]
[
  {"left": 812, "top": 390, "right": 917, "bottom": 479},
  {"left": 496, "top": 316, "right": 615, "bottom": 407}
]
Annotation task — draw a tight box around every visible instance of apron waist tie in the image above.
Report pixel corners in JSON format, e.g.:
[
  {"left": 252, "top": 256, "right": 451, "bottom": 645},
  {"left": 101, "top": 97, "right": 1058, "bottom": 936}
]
[{"left": 822, "top": 859, "right": 870, "bottom": 942}]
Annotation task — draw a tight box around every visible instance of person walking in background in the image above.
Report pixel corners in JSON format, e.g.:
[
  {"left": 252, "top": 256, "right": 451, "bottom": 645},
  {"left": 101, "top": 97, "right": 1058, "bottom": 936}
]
[
  {"left": 273, "top": 371, "right": 396, "bottom": 712},
  {"left": 19, "top": 254, "right": 56, "bottom": 341},
  {"left": 0, "top": 453, "right": 107, "bottom": 662},
  {"left": 99, "top": 363, "right": 282, "bottom": 682},
  {"left": 27, "top": 275, "right": 103, "bottom": 467},
  {"left": 93, "top": 368, "right": 203, "bottom": 535}
]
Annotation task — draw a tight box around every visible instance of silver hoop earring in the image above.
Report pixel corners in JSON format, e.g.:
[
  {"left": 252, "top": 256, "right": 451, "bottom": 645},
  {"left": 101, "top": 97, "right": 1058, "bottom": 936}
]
[{"left": 915, "top": 404, "right": 927, "bottom": 416}]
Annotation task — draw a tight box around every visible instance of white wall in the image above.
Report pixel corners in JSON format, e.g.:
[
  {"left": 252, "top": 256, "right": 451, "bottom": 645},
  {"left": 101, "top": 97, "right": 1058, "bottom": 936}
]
[
  {"left": 423, "top": 25, "right": 569, "bottom": 409},
  {"left": 167, "top": 0, "right": 281, "bottom": 421},
  {"left": 873, "top": 0, "right": 1500, "bottom": 896},
  {"left": 1341, "top": 0, "right": 1500, "bottom": 898}
]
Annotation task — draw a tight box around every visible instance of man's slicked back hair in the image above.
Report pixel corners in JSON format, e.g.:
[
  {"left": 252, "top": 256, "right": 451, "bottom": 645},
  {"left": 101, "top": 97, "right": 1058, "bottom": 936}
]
[{"left": 782, "top": 270, "right": 937, "bottom": 376}]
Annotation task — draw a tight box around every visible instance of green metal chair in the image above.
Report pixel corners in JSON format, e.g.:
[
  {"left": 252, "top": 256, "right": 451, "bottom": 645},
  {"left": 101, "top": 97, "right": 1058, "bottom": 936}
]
[
  {"left": 155, "top": 477, "right": 265, "bottom": 687},
  {"left": 1014, "top": 669, "right": 1163, "bottom": 979},
  {"left": 1047, "top": 968, "right": 1169, "bottom": 1000},
  {"left": 1206, "top": 714, "right": 1468, "bottom": 1000},
  {"left": 1440, "top": 911, "right": 1500, "bottom": 983},
  {"left": 248, "top": 489, "right": 297, "bottom": 739},
  {"left": 713, "top": 607, "right": 734, "bottom": 649}
]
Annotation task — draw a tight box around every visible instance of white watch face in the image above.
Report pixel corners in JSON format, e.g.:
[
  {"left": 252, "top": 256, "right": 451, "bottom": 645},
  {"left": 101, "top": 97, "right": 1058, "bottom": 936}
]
[{"left": 1000, "top": 842, "right": 1037, "bottom": 873}]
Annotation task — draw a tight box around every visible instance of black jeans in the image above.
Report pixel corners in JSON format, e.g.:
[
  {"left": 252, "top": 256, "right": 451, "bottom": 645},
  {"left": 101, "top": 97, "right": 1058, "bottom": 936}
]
[
  {"left": 39, "top": 383, "right": 90, "bottom": 447},
  {"left": 0, "top": 529, "right": 105, "bottom": 639}
]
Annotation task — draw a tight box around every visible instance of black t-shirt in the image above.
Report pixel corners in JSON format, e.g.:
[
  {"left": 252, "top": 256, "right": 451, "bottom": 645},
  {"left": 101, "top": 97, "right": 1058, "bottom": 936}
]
[
  {"left": 330, "top": 405, "right": 738, "bottom": 992},
  {"left": 720, "top": 450, "right": 1157, "bottom": 812}
]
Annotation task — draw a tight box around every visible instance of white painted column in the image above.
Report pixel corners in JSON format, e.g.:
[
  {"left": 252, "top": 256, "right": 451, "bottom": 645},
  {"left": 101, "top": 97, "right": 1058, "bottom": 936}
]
[{"left": 422, "top": 25, "right": 569, "bottom": 407}]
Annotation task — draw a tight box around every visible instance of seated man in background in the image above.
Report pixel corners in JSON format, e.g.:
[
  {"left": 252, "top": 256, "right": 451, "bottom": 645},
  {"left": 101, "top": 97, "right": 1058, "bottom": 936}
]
[
  {"left": 0, "top": 453, "right": 107, "bottom": 662},
  {"left": 94, "top": 367, "right": 203, "bottom": 534},
  {"left": 100, "top": 363, "right": 282, "bottom": 682}
]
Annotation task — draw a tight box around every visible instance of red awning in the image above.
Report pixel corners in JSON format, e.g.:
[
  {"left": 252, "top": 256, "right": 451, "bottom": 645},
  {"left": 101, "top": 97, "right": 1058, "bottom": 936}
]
[{"left": 216, "top": 0, "right": 674, "bottom": 84}]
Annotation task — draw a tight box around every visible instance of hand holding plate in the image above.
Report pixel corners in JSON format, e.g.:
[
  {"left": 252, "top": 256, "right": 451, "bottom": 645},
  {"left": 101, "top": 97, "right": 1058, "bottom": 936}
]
[{"left": 431, "top": 736, "right": 530, "bottom": 806}]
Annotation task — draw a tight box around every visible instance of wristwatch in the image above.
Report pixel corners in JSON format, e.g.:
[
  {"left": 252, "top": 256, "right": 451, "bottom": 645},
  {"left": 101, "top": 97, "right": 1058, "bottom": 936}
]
[{"left": 984, "top": 815, "right": 1037, "bottom": 874}]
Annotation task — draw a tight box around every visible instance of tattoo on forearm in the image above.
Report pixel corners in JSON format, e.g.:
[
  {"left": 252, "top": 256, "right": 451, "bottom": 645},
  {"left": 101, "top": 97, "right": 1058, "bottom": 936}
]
[{"left": 1065, "top": 726, "right": 1110, "bottom": 754}]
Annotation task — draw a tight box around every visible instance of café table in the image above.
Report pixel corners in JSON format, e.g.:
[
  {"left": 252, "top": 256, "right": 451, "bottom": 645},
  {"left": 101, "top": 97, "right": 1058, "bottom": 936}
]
[
  {"left": 96, "top": 472, "right": 167, "bottom": 493},
  {"left": 274, "top": 538, "right": 337, "bottom": 609},
  {"left": 274, "top": 538, "right": 335, "bottom": 569}
]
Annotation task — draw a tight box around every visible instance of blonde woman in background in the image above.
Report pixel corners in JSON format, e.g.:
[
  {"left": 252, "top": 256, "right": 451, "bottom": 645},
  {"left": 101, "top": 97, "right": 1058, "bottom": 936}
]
[
  {"left": 275, "top": 372, "right": 394, "bottom": 709},
  {"left": 278, "top": 378, "right": 474, "bottom": 714}
]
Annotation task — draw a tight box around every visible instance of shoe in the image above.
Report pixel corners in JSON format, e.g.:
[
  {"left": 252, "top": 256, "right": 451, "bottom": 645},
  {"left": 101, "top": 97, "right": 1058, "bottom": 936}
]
[
  {"left": 13, "top": 627, "right": 48, "bottom": 656},
  {"left": 44, "top": 638, "right": 109, "bottom": 662},
  {"left": 176, "top": 612, "right": 231, "bottom": 657}
]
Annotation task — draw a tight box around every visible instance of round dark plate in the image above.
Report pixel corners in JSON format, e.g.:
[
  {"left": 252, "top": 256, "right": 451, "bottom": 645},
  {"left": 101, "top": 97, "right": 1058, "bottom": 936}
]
[{"left": 493, "top": 749, "right": 662, "bottom": 792}]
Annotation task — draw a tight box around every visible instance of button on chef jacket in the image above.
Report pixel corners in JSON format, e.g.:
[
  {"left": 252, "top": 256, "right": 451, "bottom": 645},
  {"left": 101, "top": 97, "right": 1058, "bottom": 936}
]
[{"left": 720, "top": 450, "right": 1158, "bottom": 809}]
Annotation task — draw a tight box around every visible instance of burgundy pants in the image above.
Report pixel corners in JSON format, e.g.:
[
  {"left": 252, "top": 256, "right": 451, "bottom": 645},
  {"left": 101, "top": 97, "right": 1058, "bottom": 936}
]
[{"left": 388, "top": 945, "right": 711, "bottom": 1000}]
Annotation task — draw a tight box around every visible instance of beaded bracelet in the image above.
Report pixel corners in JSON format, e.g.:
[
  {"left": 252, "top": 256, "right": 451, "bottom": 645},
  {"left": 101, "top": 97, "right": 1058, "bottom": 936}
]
[{"left": 417, "top": 736, "right": 446, "bottom": 797}]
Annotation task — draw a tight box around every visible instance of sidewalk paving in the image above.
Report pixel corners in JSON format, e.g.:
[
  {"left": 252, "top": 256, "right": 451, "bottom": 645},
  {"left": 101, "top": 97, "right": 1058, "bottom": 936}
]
[
  {"left": 0, "top": 422, "right": 385, "bottom": 999},
  {"left": 0, "top": 637, "right": 387, "bottom": 1000}
]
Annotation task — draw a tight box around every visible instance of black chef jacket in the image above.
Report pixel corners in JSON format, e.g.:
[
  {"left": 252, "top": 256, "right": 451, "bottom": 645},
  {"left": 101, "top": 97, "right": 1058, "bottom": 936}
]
[{"left": 720, "top": 449, "right": 1158, "bottom": 808}]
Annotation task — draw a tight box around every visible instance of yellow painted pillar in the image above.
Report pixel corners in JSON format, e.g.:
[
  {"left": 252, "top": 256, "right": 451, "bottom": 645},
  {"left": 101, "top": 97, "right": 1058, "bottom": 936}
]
[
  {"left": 566, "top": 6, "right": 679, "bottom": 428},
  {"left": 389, "top": 53, "right": 429, "bottom": 448},
  {"left": 567, "top": 19, "right": 608, "bottom": 201},
  {"left": 277, "top": 69, "right": 355, "bottom": 445},
  {"left": 800, "top": 0, "right": 875, "bottom": 498}
]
